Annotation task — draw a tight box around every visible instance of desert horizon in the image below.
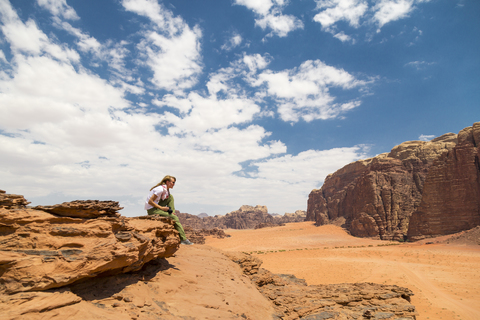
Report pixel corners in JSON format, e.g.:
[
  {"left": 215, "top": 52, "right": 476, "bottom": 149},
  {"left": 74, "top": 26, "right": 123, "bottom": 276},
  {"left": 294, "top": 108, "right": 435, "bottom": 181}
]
[{"left": 206, "top": 221, "right": 480, "bottom": 320}]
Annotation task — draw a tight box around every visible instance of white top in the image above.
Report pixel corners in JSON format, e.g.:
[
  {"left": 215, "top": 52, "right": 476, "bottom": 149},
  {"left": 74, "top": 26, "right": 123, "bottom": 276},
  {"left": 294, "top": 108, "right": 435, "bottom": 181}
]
[{"left": 144, "top": 185, "right": 169, "bottom": 210}]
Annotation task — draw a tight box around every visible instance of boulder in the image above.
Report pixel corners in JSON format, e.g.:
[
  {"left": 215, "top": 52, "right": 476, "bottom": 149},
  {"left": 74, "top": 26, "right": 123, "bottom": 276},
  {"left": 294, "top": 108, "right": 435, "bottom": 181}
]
[{"left": 0, "top": 193, "right": 179, "bottom": 294}]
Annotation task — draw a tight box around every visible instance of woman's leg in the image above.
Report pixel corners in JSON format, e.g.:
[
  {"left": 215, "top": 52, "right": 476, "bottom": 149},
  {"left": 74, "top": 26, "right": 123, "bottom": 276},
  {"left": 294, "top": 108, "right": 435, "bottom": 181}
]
[{"left": 147, "top": 197, "right": 186, "bottom": 241}]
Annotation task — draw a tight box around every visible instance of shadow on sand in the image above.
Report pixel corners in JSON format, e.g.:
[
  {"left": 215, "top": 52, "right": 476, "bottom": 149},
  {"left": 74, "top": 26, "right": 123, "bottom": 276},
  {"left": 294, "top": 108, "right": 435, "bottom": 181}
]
[{"left": 66, "top": 257, "right": 178, "bottom": 301}]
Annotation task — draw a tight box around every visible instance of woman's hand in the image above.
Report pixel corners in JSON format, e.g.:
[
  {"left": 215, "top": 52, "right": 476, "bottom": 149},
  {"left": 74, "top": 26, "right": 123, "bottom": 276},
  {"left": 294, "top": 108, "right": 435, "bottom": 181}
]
[{"left": 148, "top": 194, "right": 173, "bottom": 213}]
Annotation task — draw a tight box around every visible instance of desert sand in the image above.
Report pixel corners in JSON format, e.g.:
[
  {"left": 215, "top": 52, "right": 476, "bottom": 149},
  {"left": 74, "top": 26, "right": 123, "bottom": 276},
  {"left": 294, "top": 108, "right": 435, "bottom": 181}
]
[{"left": 205, "top": 221, "right": 480, "bottom": 320}]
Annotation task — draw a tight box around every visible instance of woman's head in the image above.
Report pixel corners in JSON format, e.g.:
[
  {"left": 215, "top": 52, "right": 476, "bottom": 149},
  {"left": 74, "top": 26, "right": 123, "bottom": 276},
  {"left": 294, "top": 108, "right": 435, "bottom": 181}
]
[
  {"left": 160, "top": 175, "right": 176, "bottom": 185},
  {"left": 150, "top": 175, "right": 176, "bottom": 190}
]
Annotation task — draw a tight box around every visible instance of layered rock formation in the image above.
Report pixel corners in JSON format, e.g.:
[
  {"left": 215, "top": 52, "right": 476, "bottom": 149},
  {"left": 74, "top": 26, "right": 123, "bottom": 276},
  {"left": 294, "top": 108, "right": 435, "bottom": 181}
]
[
  {"left": 0, "top": 190, "right": 30, "bottom": 209},
  {"left": 0, "top": 192, "right": 179, "bottom": 294},
  {"left": 33, "top": 200, "right": 123, "bottom": 218},
  {"left": 408, "top": 122, "right": 480, "bottom": 240},
  {"left": 228, "top": 252, "right": 417, "bottom": 320},
  {"left": 183, "top": 226, "right": 230, "bottom": 245},
  {"left": 178, "top": 205, "right": 306, "bottom": 230},
  {"left": 307, "top": 122, "right": 480, "bottom": 240}
]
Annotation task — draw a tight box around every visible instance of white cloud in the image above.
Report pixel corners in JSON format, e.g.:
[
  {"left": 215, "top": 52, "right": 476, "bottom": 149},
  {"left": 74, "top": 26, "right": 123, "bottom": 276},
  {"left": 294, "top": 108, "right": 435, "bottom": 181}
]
[
  {"left": 157, "top": 92, "right": 261, "bottom": 135},
  {"left": 405, "top": 60, "right": 436, "bottom": 70},
  {"left": 373, "top": 0, "right": 415, "bottom": 28},
  {"left": 313, "top": 0, "right": 431, "bottom": 40},
  {"left": 252, "top": 59, "right": 367, "bottom": 122},
  {"left": 333, "top": 31, "right": 354, "bottom": 42},
  {"left": 234, "top": 0, "right": 273, "bottom": 15},
  {"left": 254, "top": 145, "right": 370, "bottom": 182},
  {"left": 226, "top": 145, "right": 371, "bottom": 213},
  {"left": 240, "top": 53, "right": 271, "bottom": 74},
  {"left": 51, "top": 19, "right": 137, "bottom": 87},
  {"left": 121, "top": 0, "right": 180, "bottom": 34},
  {"left": 419, "top": 134, "right": 435, "bottom": 141},
  {"left": 0, "top": 55, "right": 129, "bottom": 133},
  {"left": 123, "top": 0, "right": 203, "bottom": 92},
  {"left": 234, "top": 0, "right": 303, "bottom": 37},
  {"left": 256, "top": 11, "right": 304, "bottom": 38},
  {"left": 36, "top": 0, "right": 79, "bottom": 20},
  {"left": 314, "top": 0, "right": 368, "bottom": 29},
  {"left": 140, "top": 26, "right": 203, "bottom": 92},
  {"left": 0, "top": 3, "right": 79, "bottom": 62},
  {"left": 221, "top": 33, "right": 243, "bottom": 51}
]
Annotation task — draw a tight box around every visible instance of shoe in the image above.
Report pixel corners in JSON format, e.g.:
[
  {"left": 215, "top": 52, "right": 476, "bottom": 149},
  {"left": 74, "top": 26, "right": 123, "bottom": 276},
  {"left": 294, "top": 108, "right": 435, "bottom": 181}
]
[{"left": 181, "top": 239, "right": 194, "bottom": 245}]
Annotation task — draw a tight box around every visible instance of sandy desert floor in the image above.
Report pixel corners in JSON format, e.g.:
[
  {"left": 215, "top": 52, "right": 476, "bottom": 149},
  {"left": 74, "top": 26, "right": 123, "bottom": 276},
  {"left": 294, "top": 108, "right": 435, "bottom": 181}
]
[{"left": 205, "top": 222, "right": 480, "bottom": 320}]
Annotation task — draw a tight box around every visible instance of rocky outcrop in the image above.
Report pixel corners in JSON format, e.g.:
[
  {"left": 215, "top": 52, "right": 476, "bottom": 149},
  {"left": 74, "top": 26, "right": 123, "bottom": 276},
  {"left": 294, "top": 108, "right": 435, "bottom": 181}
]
[
  {"left": 0, "top": 246, "right": 277, "bottom": 320},
  {"left": 0, "top": 190, "right": 30, "bottom": 209},
  {"left": 308, "top": 122, "right": 480, "bottom": 240},
  {"left": 0, "top": 192, "right": 179, "bottom": 294},
  {"left": 276, "top": 210, "right": 307, "bottom": 223},
  {"left": 178, "top": 206, "right": 306, "bottom": 230},
  {"left": 33, "top": 200, "right": 123, "bottom": 218},
  {"left": 183, "top": 226, "right": 230, "bottom": 245},
  {"left": 408, "top": 122, "right": 480, "bottom": 240},
  {"left": 227, "top": 252, "right": 417, "bottom": 319}
]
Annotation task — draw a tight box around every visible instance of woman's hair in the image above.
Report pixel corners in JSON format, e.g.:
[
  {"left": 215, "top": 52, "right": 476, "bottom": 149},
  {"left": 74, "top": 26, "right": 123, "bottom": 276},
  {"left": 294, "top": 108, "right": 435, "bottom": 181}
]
[{"left": 150, "top": 175, "right": 176, "bottom": 191}]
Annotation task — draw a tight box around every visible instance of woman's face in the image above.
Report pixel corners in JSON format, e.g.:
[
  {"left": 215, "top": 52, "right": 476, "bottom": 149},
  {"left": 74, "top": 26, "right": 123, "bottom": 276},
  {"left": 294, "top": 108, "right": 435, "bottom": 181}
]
[{"left": 166, "top": 179, "right": 176, "bottom": 189}]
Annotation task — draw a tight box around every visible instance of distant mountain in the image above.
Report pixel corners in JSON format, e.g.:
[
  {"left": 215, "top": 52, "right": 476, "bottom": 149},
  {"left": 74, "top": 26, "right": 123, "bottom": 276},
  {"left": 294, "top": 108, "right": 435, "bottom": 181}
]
[
  {"left": 177, "top": 205, "right": 306, "bottom": 230},
  {"left": 306, "top": 121, "right": 480, "bottom": 241},
  {"left": 197, "top": 213, "right": 209, "bottom": 218}
]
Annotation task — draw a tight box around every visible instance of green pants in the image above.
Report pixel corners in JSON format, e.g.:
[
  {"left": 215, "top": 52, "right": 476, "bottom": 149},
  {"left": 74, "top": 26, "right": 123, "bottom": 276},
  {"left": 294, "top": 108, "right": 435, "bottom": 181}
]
[{"left": 147, "top": 195, "right": 186, "bottom": 241}]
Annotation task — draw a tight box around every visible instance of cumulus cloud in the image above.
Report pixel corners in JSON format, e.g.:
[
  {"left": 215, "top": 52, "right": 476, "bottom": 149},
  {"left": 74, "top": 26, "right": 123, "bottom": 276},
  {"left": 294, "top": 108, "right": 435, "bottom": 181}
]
[
  {"left": 235, "top": 0, "right": 274, "bottom": 15},
  {"left": 251, "top": 59, "right": 367, "bottom": 122},
  {"left": 54, "top": 20, "right": 136, "bottom": 85},
  {"left": 314, "top": 0, "right": 368, "bottom": 29},
  {"left": 229, "top": 145, "right": 371, "bottom": 213},
  {"left": 122, "top": 0, "right": 203, "bottom": 92},
  {"left": 157, "top": 93, "right": 262, "bottom": 135},
  {"left": 373, "top": 0, "right": 416, "bottom": 28},
  {"left": 0, "top": 3, "right": 79, "bottom": 62},
  {"left": 313, "top": 0, "right": 430, "bottom": 40},
  {"left": 333, "top": 31, "right": 354, "bottom": 42},
  {"left": 36, "top": 0, "right": 79, "bottom": 20},
  {"left": 234, "top": 0, "right": 303, "bottom": 37}
]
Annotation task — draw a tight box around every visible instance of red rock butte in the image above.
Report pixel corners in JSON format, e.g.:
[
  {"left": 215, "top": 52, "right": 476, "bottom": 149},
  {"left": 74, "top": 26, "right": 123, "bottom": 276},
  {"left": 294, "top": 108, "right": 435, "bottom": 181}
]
[{"left": 306, "top": 121, "right": 480, "bottom": 241}]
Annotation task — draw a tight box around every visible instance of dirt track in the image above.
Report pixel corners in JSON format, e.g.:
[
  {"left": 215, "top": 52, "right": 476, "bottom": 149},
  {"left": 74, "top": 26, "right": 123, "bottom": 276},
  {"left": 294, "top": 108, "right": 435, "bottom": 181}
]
[{"left": 206, "top": 221, "right": 480, "bottom": 320}]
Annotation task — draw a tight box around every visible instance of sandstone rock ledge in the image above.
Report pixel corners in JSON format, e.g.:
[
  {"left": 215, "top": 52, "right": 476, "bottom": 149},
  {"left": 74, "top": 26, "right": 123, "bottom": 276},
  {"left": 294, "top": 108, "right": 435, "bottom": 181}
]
[
  {"left": 228, "top": 252, "right": 417, "bottom": 320},
  {"left": 0, "top": 193, "right": 180, "bottom": 294}
]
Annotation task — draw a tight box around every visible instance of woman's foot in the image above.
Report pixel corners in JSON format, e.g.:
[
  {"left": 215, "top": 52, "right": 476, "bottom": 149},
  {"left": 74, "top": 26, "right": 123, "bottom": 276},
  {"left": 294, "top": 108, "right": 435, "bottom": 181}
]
[{"left": 181, "top": 239, "right": 194, "bottom": 245}]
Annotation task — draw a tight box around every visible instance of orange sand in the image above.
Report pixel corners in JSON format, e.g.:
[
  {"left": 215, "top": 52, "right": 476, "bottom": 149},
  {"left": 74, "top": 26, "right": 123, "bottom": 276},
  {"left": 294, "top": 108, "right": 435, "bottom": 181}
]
[{"left": 206, "top": 221, "right": 480, "bottom": 320}]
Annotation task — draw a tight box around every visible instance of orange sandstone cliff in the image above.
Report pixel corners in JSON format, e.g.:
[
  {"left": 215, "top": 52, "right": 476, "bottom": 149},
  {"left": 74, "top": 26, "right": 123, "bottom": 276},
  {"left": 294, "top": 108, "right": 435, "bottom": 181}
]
[{"left": 306, "top": 122, "right": 480, "bottom": 241}]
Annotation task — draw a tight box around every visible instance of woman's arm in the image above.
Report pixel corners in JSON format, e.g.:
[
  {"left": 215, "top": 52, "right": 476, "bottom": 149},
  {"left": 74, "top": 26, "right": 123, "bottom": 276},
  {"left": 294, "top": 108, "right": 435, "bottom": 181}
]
[{"left": 148, "top": 194, "right": 170, "bottom": 212}]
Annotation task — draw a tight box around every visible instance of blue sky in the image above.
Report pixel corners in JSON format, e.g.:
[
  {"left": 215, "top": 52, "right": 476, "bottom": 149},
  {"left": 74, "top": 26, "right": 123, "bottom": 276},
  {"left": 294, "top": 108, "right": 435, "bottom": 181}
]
[{"left": 0, "top": 0, "right": 478, "bottom": 217}]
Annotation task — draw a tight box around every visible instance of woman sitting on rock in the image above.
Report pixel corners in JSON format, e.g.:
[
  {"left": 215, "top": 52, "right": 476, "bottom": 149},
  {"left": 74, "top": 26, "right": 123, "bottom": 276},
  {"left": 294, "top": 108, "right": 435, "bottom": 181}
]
[{"left": 145, "top": 175, "right": 193, "bottom": 245}]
